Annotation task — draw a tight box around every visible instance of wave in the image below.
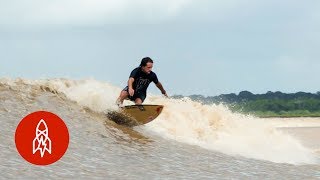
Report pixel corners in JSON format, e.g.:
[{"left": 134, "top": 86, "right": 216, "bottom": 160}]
[{"left": 1, "top": 77, "right": 318, "bottom": 164}]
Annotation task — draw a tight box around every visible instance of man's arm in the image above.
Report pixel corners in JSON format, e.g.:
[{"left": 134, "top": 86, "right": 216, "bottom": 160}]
[
  {"left": 127, "top": 77, "right": 135, "bottom": 96},
  {"left": 156, "top": 82, "right": 168, "bottom": 97}
]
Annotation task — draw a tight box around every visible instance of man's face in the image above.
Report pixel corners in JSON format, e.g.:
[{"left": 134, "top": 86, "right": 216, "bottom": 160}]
[{"left": 141, "top": 62, "right": 153, "bottom": 74}]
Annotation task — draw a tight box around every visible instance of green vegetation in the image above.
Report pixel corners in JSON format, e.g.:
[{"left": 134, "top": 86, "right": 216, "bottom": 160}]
[{"left": 173, "top": 91, "right": 320, "bottom": 117}]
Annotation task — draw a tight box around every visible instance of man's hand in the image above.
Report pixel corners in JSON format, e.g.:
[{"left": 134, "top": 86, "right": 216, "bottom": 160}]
[
  {"left": 162, "top": 90, "right": 168, "bottom": 98},
  {"left": 156, "top": 82, "right": 168, "bottom": 98},
  {"left": 128, "top": 77, "right": 135, "bottom": 97},
  {"left": 129, "top": 88, "right": 134, "bottom": 97}
]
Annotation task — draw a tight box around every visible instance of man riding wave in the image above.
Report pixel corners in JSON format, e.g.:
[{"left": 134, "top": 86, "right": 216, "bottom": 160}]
[{"left": 116, "top": 57, "right": 168, "bottom": 107}]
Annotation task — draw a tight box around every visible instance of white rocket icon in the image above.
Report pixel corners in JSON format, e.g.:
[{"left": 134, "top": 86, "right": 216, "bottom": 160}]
[{"left": 32, "top": 119, "right": 52, "bottom": 157}]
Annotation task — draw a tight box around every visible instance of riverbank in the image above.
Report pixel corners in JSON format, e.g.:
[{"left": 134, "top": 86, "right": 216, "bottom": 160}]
[{"left": 243, "top": 111, "right": 320, "bottom": 118}]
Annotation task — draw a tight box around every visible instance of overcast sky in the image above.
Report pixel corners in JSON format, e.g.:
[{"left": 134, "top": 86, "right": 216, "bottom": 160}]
[{"left": 0, "top": 0, "right": 319, "bottom": 96}]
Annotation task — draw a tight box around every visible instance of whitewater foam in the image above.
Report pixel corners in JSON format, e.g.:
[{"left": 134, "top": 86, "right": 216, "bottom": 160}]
[{"left": 142, "top": 97, "right": 319, "bottom": 164}]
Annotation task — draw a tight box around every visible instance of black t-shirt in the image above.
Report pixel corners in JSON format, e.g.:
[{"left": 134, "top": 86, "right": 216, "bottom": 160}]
[{"left": 129, "top": 67, "right": 159, "bottom": 93}]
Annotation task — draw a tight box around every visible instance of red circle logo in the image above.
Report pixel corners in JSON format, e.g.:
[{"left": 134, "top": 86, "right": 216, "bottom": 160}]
[{"left": 15, "top": 111, "right": 69, "bottom": 165}]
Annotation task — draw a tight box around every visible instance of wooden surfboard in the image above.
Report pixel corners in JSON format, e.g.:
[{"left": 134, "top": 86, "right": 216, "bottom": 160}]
[{"left": 107, "top": 105, "right": 164, "bottom": 126}]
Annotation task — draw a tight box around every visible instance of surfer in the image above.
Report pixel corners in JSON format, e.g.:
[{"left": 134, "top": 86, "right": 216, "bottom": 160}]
[{"left": 116, "top": 57, "right": 168, "bottom": 107}]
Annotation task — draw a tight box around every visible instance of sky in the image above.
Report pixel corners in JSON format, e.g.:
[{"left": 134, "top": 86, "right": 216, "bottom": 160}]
[{"left": 0, "top": 0, "right": 319, "bottom": 96}]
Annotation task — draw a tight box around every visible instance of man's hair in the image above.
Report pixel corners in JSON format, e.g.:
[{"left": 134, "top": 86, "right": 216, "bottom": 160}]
[{"left": 140, "top": 57, "right": 153, "bottom": 67}]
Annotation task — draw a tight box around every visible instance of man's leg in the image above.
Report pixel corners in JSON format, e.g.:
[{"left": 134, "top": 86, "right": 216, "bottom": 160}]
[
  {"left": 134, "top": 93, "right": 145, "bottom": 105},
  {"left": 116, "top": 90, "right": 129, "bottom": 107},
  {"left": 134, "top": 98, "right": 143, "bottom": 105}
]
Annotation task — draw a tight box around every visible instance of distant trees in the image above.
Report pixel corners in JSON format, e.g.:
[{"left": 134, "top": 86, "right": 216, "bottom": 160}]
[{"left": 172, "top": 91, "right": 320, "bottom": 117}]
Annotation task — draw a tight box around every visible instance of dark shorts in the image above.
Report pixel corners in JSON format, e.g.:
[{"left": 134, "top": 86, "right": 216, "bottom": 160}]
[{"left": 122, "top": 86, "right": 146, "bottom": 102}]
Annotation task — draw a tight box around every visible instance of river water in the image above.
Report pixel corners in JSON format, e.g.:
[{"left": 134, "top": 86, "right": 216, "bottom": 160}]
[{"left": 0, "top": 78, "right": 319, "bottom": 179}]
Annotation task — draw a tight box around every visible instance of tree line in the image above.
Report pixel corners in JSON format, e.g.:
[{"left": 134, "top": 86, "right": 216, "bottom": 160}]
[{"left": 173, "top": 91, "right": 320, "bottom": 117}]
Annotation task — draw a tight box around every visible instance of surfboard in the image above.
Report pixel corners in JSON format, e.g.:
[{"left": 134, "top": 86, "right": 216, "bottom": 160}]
[{"left": 106, "top": 105, "right": 164, "bottom": 126}]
